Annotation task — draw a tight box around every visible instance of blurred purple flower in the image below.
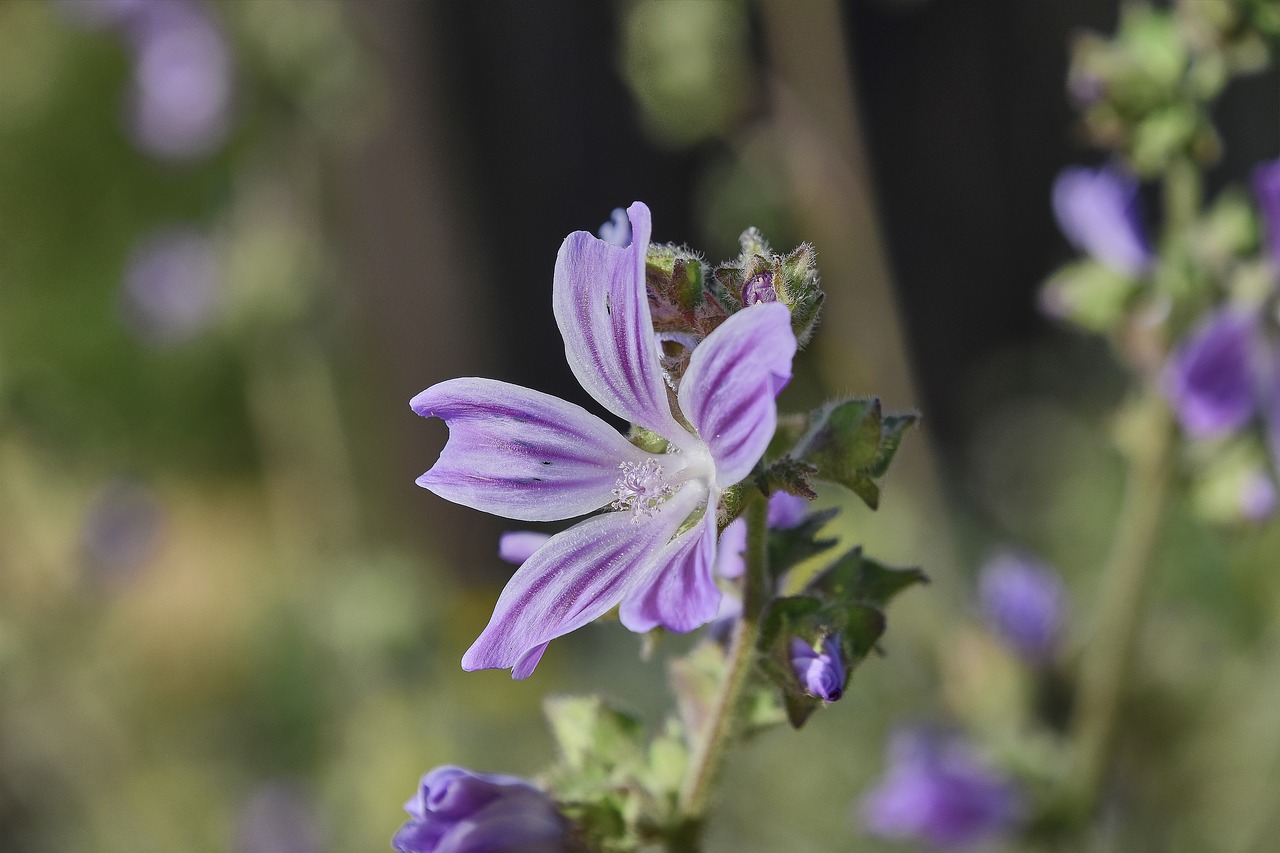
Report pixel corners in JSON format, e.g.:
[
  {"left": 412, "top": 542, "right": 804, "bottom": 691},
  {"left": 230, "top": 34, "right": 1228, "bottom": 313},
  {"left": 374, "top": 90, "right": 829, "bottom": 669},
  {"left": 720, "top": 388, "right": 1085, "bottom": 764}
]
[
  {"left": 1163, "top": 309, "right": 1258, "bottom": 439},
  {"left": 497, "top": 531, "right": 552, "bottom": 566},
  {"left": 1254, "top": 157, "right": 1280, "bottom": 261},
  {"left": 120, "top": 226, "right": 220, "bottom": 346},
  {"left": 766, "top": 491, "right": 809, "bottom": 529},
  {"left": 1052, "top": 165, "right": 1153, "bottom": 277},
  {"left": 412, "top": 202, "right": 796, "bottom": 677},
  {"left": 598, "top": 207, "right": 632, "bottom": 248},
  {"left": 978, "top": 550, "right": 1066, "bottom": 664},
  {"left": 1238, "top": 467, "right": 1277, "bottom": 523},
  {"left": 392, "top": 766, "right": 568, "bottom": 853},
  {"left": 859, "top": 729, "right": 1022, "bottom": 849},
  {"left": 236, "top": 782, "right": 324, "bottom": 853},
  {"left": 123, "top": 1, "right": 232, "bottom": 160},
  {"left": 81, "top": 478, "right": 164, "bottom": 585},
  {"left": 790, "top": 635, "right": 845, "bottom": 702}
]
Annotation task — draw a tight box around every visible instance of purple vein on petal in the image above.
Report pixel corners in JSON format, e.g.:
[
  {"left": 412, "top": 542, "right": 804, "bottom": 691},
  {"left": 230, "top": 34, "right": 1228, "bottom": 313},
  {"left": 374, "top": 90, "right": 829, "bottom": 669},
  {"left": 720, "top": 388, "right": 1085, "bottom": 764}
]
[
  {"left": 411, "top": 377, "right": 648, "bottom": 522},
  {"left": 553, "top": 202, "right": 691, "bottom": 446}
]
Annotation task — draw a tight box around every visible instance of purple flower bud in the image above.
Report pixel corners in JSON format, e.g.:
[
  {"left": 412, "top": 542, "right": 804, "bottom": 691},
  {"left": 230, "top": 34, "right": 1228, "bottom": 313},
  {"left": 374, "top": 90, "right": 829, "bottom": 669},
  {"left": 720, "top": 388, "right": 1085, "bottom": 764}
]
[
  {"left": 742, "top": 273, "right": 778, "bottom": 306},
  {"left": 392, "top": 766, "right": 568, "bottom": 853},
  {"left": 789, "top": 635, "right": 845, "bottom": 701},
  {"left": 598, "top": 207, "right": 632, "bottom": 247},
  {"left": 766, "top": 491, "right": 808, "bottom": 529},
  {"left": 1254, "top": 157, "right": 1280, "bottom": 261},
  {"left": 120, "top": 227, "right": 220, "bottom": 346},
  {"left": 124, "top": 1, "right": 232, "bottom": 160},
  {"left": 1239, "top": 468, "right": 1277, "bottom": 523},
  {"left": 1052, "top": 166, "right": 1153, "bottom": 277},
  {"left": 859, "top": 729, "right": 1021, "bottom": 849},
  {"left": 236, "top": 782, "right": 323, "bottom": 853},
  {"left": 81, "top": 478, "right": 164, "bottom": 586},
  {"left": 978, "top": 551, "right": 1066, "bottom": 664},
  {"left": 1163, "top": 309, "right": 1258, "bottom": 439}
]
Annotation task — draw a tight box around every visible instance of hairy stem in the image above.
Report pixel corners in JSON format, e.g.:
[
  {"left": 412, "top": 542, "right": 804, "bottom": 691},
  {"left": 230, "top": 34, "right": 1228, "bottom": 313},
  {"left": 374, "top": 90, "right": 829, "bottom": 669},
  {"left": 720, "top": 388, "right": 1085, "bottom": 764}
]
[
  {"left": 1068, "top": 403, "right": 1172, "bottom": 813},
  {"left": 677, "top": 492, "right": 769, "bottom": 827}
]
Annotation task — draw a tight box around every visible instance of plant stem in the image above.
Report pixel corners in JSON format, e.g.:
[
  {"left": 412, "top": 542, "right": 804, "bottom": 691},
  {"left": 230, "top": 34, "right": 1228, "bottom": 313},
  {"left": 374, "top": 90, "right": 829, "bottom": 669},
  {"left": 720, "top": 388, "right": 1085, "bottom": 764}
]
[
  {"left": 677, "top": 492, "right": 769, "bottom": 825},
  {"left": 1067, "top": 402, "right": 1172, "bottom": 813}
]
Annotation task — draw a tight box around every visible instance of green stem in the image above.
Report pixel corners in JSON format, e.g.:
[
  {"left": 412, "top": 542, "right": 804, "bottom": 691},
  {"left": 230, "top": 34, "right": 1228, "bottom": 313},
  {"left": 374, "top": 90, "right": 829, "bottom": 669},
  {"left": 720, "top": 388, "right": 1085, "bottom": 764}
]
[
  {"left": 677, "top": 493, "right": 769, "bottom": 825},
  {"left": 1067, "top": 403, "right": 1172, "bottom": 814}
]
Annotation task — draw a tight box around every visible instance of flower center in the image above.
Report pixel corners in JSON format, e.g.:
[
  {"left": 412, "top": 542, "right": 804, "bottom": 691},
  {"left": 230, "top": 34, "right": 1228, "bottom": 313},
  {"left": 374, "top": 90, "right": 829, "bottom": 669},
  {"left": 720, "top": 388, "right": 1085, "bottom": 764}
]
[{"left": 611, "top": 458, "right": 677, "bottom": 521}]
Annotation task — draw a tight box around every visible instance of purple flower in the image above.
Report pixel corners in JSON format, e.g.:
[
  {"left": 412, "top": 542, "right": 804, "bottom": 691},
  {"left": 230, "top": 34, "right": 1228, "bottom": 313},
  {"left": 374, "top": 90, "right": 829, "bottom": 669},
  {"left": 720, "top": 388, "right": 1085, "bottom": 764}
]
[
  {"left": 412, "top": 202, "right": 797, "bottom": 677},
  {"left": 1163, "top": 309, "right": 1258, "bottom": 439},
  {"left": 1254, "top": 157, "right": 1280, "bottom": 261},
  {"left": 236, "top": 782, "right": 324, "bottom": 853},
  {"left": 124, "top": 1, "right": 232, "bottom": 160},
  {"left": 1052, "top": 165, "right": 1153, "bottom": 277},
  {"left": 789, "top": 635, "right": 845, "bottom": 702},
  {"left": 978, "top": 551, "right": 1066, "bottom": 664},
  {"left": 598, "top": 207, "right": 632, "bottom": 248},
  {"left": 81, "top": 478, "right": 164, "bottom": 585},
  {"left": 392, "top": 767, "right": 568, "bottom": 853},
  {"left": 859, "top": 729, "right": 1021, "bottom": 849},
  {"left": 120, "top": 226, "right": 220, "bottom": 346}
]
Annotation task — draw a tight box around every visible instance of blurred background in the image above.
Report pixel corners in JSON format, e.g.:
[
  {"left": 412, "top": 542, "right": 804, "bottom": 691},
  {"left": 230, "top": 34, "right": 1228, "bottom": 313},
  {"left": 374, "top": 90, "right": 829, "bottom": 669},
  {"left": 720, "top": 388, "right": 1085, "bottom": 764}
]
[{"left": 1, "top": 0, "right": 1278, "bottom": 850}]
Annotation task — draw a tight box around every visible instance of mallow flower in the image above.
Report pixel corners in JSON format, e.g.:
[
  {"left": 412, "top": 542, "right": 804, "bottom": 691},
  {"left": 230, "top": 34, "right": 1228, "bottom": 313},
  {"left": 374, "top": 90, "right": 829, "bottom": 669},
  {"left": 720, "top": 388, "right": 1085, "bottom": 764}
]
[
  {"left": 978, "top": 550, "right": 1067, "bottom": 664},
  {"left": 392, "top": 766, "right": 568, "bottom": 853},
  {"left": 1163, "top": 308, "right": 1258, "bottom": 439},
  {"left": 859, "top": 729, "right": 1021, "bottom": 849},
  {"left": 1052, "top": 165, "right": 1153, "bottom": 277},
  {"left": 412, "top": 202, "right": 797, "bottom": 677}
]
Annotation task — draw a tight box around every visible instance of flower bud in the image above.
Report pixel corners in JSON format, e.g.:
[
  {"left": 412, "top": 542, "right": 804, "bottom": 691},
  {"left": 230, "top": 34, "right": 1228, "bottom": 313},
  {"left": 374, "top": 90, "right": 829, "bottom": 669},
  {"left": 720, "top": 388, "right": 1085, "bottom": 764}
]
[
  {"left": 392, "top": 766, "right": 568, "bottom": 853},
  {"left": 978, "top": 551, "right": 1066, "bottom": 664},
  {"left": 789, "top": 634, "right": 845, "bottom": 702}
]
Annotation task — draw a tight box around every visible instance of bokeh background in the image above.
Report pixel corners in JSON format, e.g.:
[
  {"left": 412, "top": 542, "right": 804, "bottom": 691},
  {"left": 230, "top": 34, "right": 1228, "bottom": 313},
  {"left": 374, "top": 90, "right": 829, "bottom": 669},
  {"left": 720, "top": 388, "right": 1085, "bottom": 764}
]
[{"left": 1, "top": 0, "right": 1278, "bottom": 850}]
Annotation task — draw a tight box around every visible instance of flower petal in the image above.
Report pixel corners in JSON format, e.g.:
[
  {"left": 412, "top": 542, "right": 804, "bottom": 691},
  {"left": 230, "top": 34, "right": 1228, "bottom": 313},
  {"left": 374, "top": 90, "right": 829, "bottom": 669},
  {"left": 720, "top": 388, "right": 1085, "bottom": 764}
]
[
  {"left": 498, "top": 532, "right": 551, "bottom": 565},
  {"left": 619, "top": 513, "right": 720, "bottom": 634},
  {"left": 412, "top": 378, "right": 647, "bottom": 522},
  {"left": 461, "top": 487, "right": 701, "bottom": 677},
  {"left": 552, "top": 201, "right": 690, "bottom": 445},
  {"left": 678, "top": 303, "right": 797, "bottom": 487}
]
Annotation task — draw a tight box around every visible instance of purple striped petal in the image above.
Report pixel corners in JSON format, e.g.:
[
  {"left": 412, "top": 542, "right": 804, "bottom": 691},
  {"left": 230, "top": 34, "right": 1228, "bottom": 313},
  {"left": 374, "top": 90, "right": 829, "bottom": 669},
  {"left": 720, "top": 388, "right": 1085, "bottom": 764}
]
[
  {"left": 553, "top": 202, "right": 691, "bottom": 446},
  {"left": 461, "top": 487, "right": 701, "bottom": 677},
  {"left": 678, "top": 304, "right": 797, "bottom": 487},
  {"left": 412, "top": 378, "right": 647, "bottom": 522},
  {"left": 619, "top": 513, "right": 720, "bottom": 633}
]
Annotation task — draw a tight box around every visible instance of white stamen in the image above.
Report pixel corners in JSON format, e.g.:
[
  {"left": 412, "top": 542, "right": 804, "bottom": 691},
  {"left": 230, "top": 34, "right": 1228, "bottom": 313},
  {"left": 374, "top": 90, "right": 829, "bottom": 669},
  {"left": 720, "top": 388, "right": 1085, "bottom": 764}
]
[{"left": 611, "top": 458, "right": 676, "bottom": 521}]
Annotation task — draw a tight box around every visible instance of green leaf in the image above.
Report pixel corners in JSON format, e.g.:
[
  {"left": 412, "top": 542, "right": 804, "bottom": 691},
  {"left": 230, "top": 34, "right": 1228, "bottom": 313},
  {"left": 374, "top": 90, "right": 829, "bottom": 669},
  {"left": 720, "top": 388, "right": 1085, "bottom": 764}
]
[
  {"left": 789, "top": 397, "right": 916, "bottom": 509},
  {"left": 667, "top": 641, "right": 726, "bottom": 738},
  {"left": 806, "top": 548, "right": 930, "bottom": 610}
]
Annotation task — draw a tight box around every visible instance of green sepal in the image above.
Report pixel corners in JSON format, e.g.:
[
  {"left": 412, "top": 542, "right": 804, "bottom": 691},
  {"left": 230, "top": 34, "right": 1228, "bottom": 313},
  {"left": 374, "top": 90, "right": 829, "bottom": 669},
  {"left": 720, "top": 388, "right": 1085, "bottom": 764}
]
[
  {"left": 789, "top": 398, "right": 919, "bottom": 509},
  {"left": 1041, "top": 261, "right": 1139, "bottom": 332},
  {"left": 756, "top": 456, "right": 819, "bottom": 501}
]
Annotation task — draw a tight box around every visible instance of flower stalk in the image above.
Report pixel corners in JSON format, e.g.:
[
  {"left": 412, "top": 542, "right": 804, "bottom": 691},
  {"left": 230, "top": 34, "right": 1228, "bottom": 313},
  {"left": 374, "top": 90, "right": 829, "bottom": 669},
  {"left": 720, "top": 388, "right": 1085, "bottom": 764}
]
[{"left": 677, "top": 490, "right": 769, "bottom": 828}]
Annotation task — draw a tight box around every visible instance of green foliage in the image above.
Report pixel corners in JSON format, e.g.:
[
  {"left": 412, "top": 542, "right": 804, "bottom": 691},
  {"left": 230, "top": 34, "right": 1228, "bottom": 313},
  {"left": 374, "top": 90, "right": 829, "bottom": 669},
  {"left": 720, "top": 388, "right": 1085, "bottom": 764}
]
[
  {"left": 542, "top": 696, "right": 690, "bottom": 853},
  {"left": 788, "top": 397, "right": 919, "bottom": 509},
  {"left": 758, "top": 549, "right": 927, "bottom": 728}
]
